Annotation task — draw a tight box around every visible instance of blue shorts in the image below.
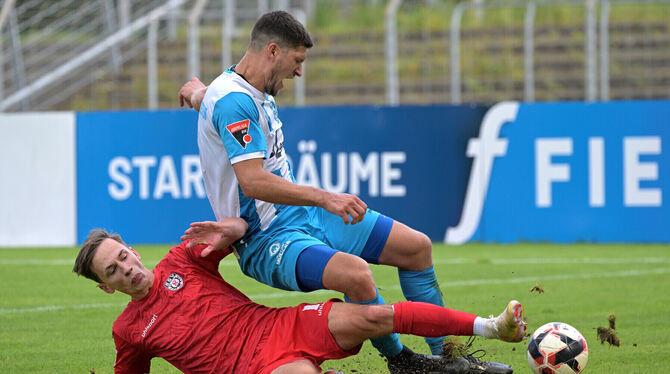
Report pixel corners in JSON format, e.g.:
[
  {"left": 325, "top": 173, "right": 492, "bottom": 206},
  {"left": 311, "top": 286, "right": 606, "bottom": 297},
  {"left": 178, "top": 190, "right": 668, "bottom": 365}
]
[{"left": 234, "top": 206, "right": 393, "bottom": 292}]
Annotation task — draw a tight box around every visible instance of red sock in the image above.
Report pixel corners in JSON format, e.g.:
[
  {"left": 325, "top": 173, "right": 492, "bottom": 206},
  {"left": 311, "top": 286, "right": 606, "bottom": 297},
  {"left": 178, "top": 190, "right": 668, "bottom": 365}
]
[{"left": 392, "top": 301, "right": 477, "bottom": 337}]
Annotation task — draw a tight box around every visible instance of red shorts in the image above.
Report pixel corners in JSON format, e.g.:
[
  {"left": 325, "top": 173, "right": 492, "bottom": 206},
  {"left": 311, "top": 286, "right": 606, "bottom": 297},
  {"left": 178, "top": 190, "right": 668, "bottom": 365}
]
[{"left": 251, "top": 299, "right": 362, "bottom": 374}]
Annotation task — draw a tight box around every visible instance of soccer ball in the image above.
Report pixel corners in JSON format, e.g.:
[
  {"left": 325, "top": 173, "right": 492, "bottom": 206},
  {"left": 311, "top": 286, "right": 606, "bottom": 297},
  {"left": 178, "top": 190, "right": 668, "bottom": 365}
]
[{"left": 527, "top": 322, "right": 589, "bottom": 374}]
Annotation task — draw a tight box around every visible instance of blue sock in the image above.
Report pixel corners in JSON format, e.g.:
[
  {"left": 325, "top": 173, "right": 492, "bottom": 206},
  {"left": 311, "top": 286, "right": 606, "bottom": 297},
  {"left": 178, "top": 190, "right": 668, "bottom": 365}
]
[
  {"left": 344, "top": 289, "right": 404, "bottom": 357},
  {"left": 399, "top": 266, "right": 446, "bottom": 355}
]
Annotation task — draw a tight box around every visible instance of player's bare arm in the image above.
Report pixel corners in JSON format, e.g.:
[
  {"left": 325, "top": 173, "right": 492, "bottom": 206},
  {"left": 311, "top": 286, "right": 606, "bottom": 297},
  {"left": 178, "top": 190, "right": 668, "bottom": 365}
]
[
  {"left": 233, "top": 158, "right": 367, "bottom": 224},
  {"left": 181, "top": 218, "right": 248, "bottom": 257},
  {"left": 178, "top": 77, "right": 207, "bottom": 111}
]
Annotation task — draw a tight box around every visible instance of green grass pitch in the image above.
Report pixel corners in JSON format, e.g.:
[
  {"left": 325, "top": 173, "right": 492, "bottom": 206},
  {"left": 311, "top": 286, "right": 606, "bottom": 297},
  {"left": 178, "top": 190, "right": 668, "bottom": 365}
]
[{"left": 1, "top": 242, "right": 668, "bottom": 373}]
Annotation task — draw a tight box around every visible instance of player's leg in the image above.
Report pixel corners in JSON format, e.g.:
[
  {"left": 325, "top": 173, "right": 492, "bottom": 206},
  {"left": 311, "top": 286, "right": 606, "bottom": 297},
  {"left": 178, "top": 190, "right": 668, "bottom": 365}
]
[
  {"left": 300, "top": 247, "right": 377, "bottom": 302},
  {"left": 270, "top": 360, "right": 320, "bottom": 374},
  {"left": 237, "top": 225, "right": 403, "bottom": 357},
  {"left": 392, "top": 300, "right": 527, "bottom": 343},
  {"left": 236, "top": 225, "right": 404, "bottom": 360},
  {"left": 377, "top": 219, "right": 448, "bottom": 355},
  {"left": 376, "top": 219, "right": 433, "bottom": 270},
  {"left": 316, "top": 208, "right": 446, "bottom": 355},
  {"left": 320, "top": 209, "right": 446, "bottom": 355},
  {"left": 327, "top": 300, "right": 526, "bottom": 372},
  {"left": 296, "top": 245, "right": 405, "bottom": 357},
  {"left": 255, "top": 300, "right": 360, "bottom": 374},
  {"left": 238, "top": 227, "right": 405, "bottom": 357},
  {"left": 327, "top": 302, "right": 479, "bottom": 351}
]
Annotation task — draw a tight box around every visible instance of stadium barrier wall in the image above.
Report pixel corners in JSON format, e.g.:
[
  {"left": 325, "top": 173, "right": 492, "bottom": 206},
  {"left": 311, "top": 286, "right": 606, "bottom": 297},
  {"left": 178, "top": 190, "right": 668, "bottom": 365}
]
[
  {"left": 76, "top": 110, "right": 213, "bottom": 245},
  {"left": 450, "top": 101, "right": 668, "bottom": 244},
  {"left": 2, "top": 101, "right": 666, "bottom": 246},
  {"left": 75, "top": 106, "right": 484, "bottom": 244},
  {"left": 0, "top": 112, "right": 76, "bottom": 246}
]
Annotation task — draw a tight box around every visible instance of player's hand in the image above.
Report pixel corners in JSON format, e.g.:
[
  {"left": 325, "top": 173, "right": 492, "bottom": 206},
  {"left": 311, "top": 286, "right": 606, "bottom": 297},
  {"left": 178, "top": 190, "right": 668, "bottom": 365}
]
[
  {"left": 321, "top": 192, "right": 367, "bottom": 225},
  {"left": 181, "top": 221, "right": 232, "bottom": 257},
  {"left": 178, "top": 77, "right": 207, "bottom": 112}
]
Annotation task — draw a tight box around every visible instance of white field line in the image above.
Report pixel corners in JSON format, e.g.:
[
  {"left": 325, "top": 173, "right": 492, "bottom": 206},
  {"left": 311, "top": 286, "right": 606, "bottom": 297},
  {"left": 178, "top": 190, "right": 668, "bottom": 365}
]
[
  {"left": 434, "top": 257, "right": 670, "bottom": 265},
  {"left": 2, "top": 257, "right": 669, "bottom": 266},
  {"left": 248, "top": 266, "right": 670, "bottom": 299},
  {"left": 3, "top": 267, "right": 669, "bottom": 315},
  {"left": 0, "top": 303, "right": 123, "bottom": 314},
  {"left": 0, "top": 259, "right": 226, "bottom": 267},
  {"left": 0, "top": 259, "right": 167, "bottom": 266}
]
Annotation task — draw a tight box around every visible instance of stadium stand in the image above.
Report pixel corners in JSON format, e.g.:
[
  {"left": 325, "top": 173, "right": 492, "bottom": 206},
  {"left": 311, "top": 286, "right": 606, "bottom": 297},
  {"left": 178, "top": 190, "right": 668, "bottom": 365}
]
[{"left": 0, "top": 0, "right": 668, "bottom": 111}]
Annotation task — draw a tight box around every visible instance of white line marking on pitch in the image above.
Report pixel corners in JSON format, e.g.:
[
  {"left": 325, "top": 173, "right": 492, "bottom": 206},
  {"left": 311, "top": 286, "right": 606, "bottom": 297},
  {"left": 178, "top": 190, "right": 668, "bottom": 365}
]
[
  {"left": 0, "top": 303, "right": 123, "bottom": 315},
  {"left": 2, "top": 257, "right": 669, "bottom": 266},
  {"left": 249, "top": 267, "right": 670, "bottom": 299},
  {"left": 0, "top": 259, "right": 232, "bottom": 266},
  {"left": 2, "top": 267, "right": 669, "bottom": 315},
  {"left": 433, "top": 257, "right": 670, "bottom": 265}
]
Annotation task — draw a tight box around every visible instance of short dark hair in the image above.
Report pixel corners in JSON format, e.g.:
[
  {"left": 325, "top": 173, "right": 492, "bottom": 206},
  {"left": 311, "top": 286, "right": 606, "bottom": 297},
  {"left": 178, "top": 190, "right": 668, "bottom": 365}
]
[
  {"left": 249, "top": 10, "right": 313, "bottom": 51},
  {"left": 73, "top": 229, "right": 127, "bottom": 283}
]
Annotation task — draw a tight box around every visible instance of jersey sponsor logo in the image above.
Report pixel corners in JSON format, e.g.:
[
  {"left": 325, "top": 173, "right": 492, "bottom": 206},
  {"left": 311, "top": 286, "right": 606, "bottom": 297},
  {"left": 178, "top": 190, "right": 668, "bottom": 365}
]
[
  {"left": 268, "top": 242, "right": 281, "bottom": 256},
  {"left": 302, "top": 303, "right": 326, "bottom": 316},
  {"left": 141, "top": 313, "right": 158, "bottom": 338},
  {"left": 267, "top": 241, "right": 291, "bottom": 265},
  {"left": 302, "top": 304, "right": 320, "bottom": 312},
  {"left": 164, "top": 273, "right": 184, "bottom": 291},
  {"left": 275, "top": 241, "right": 291, "bottom": 265},
  {"left": 269, "top": 129, "right": 284, "bottom": 159},
  {"left": 226, "top": 119, "right": 252, "bottom": 148}
]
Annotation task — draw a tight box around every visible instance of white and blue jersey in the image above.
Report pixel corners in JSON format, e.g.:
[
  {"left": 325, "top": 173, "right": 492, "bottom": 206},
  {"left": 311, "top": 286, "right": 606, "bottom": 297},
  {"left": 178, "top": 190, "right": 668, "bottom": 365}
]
[
  {"left": 197, "top": 67, "right": 309, "bottom": 239},
  {"left": 197, "top": 67, "right": 392, "bottom": 292}
]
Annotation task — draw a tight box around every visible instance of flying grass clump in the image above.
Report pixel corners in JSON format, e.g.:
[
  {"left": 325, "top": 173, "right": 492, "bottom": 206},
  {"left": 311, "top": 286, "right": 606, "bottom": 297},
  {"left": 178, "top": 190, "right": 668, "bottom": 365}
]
[
  {"left": 596, "top": 313, "right": 620, "bottom": 347},
  {"left": 441, "top": 337, "right": 470, "bottom": 360}
]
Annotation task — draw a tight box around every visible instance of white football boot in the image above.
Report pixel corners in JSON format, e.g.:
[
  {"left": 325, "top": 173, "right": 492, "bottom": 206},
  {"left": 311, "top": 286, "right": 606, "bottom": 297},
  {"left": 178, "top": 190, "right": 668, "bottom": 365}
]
[{"left": 484, "top": 300, "right": 527, "bottom": 342}]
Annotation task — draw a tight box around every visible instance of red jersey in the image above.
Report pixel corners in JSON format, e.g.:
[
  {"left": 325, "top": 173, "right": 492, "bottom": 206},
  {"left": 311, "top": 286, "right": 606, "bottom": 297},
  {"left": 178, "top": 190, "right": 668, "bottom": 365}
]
[{"left": 112, "top": 242, "right": 278, "bottom": 373}]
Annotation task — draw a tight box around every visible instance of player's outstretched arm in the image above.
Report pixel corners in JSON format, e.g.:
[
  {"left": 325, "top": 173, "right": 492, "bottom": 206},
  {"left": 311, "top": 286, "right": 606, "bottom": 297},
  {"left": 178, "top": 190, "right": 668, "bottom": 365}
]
[
  {"left": 233, "top": 158, "right": 368, "bottom": 224},
  {"left": 181, "top": 218, "right": 248, "bottom": 257},
  {"left": 178, "top": 77, "right": 207, "bottom": 111}
]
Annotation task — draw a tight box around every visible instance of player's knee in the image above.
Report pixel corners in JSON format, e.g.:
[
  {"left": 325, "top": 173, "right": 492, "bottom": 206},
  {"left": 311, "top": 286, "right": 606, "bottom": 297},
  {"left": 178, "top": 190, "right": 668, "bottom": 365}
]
[
  {"left": 354, "top": 305, "right": 392, "bottom": 335},
  {"left": 363, "top": 305, "right": 391, "bottom": 325},
  {"left": 409, "top": 231, "right": 433, "bottom": 268},
  {"left": 344, "top": 258, "right": 376, "bottom": 299},
  {"left": 417, "top": 231, "right": 432, "bottom": 254}
]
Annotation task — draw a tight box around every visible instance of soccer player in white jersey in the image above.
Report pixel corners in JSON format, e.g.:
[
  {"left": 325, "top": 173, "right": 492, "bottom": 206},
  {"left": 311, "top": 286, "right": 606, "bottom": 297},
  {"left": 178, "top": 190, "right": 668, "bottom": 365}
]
[{"left": 179, "top": 10, "right": 510, "bottom": 374}]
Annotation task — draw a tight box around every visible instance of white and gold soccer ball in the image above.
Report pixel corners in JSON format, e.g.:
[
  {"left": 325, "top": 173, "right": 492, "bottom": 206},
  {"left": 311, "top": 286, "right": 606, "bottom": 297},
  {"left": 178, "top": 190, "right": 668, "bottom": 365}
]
[{"left": 527, "top": 322, "right": 589, "bottom": 374}]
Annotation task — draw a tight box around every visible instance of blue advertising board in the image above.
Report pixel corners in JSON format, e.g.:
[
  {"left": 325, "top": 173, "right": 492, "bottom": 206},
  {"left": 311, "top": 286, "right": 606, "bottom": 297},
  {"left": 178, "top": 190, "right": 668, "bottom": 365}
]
[
  {"left": 446, "top": 101, "right": 669, "bottom": 243},
  {"left": 76, "top": 105, "right": 486, "bottom": 244},
  {"left": 76, "top": 110, "right": 214, "bottom": 244},
  {"left": 76, "top": 101, "right": 669, "bottom": 245},
  {"left": 281, "top": 105, "right": 486, "bottom": 241}
]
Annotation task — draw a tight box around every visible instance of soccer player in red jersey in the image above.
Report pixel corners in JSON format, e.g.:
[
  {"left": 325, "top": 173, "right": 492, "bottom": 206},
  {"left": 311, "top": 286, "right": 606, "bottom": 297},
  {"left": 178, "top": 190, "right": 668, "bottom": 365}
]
[{"left": 73, "top": 218, "right": 526, "bottom": 374}]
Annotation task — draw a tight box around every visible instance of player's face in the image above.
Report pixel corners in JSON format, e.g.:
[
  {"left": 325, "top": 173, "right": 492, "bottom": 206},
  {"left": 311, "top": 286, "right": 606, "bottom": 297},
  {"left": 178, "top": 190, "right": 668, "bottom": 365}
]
[
  {"left": 266, "top": 46, "right": 306, "bottom": 96},
  {"left": 91, "top": 238, "right": 153, "bottom": 299}
]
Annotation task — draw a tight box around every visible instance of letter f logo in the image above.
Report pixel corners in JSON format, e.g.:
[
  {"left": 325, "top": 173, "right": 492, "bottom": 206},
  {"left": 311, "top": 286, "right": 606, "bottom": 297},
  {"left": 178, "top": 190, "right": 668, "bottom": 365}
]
[{"left": 445, "top": 102, "right": 519, "bottom": 244}]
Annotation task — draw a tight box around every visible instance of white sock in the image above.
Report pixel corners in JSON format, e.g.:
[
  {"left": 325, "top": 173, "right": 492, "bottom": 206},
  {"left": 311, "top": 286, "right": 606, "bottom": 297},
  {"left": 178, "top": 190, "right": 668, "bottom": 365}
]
[{"left": 473, "top": 316, "right": 488, "bottom": 337}]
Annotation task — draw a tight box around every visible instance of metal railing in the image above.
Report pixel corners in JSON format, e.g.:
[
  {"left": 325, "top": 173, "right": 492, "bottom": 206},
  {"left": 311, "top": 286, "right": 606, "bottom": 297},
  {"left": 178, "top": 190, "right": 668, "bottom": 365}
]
[
  {"left": 0, "top": 0, "right": 187, "bottom": 111},
  {"left": 385, "top": 0, "right": 402, "bottom": 106},
  {"left": 449, "top": 0, "right": 669, "bottom": 105},
  {"left": 1, "top": 0, "right": 669, "bottom": 111},
  {"left": 450, "top": 0, "right": 599, "bottom": 104},
  {"left": 0, "top": 0, "right": 305, "bottom": 111}
]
